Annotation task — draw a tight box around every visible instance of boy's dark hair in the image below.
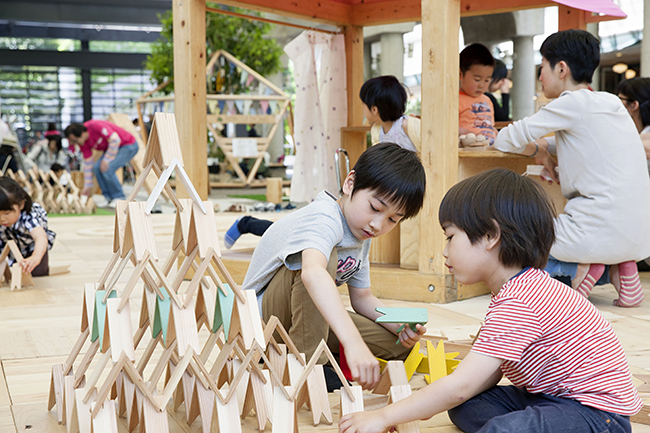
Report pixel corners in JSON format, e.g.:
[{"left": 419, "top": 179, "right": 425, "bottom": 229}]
[
  {"left": 439, "top": 169, "right": 555, "bottom": 269},
  {"left": 491, "top": 59, "right": 508, "bottom": 82},
  {"left": 540, "top": 29, "right": 600, "bottom": 84},
  {"left": 350, "top": 142, "right": 425, "bottom": 220},
  {"left": 64, "top": 123, "right": 87, "bottom": 138},
  {"left": 618, "top": 77, "right": 650, "bottom": 128},
  {"left": 51, "top": 163, "right": 65, "bottom": 173},
  {"left": 0, "top": 177, "right": 32, "bottom": 214},
  {"left": 359, "top": 76, "right": 408, "bottom": 122},
  {"left": 460, "top": 43, "right": 495, "bottom": 73}
]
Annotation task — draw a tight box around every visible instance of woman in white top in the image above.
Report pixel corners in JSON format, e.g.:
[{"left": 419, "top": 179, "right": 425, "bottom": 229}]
[{"left": 26, "top": 124, "right": 68, "bottom": 172}]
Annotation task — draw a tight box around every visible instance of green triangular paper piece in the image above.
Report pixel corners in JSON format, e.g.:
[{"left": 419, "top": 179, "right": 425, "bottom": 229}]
[
  {"left": 91, "top": 290, "right": 117, "bottom": 345},
  {"left": 213, "top": 283, "right": 235, "bottom": 339},
  {"left": 153, "top": 289, "right": 171, "bottom": 341}
]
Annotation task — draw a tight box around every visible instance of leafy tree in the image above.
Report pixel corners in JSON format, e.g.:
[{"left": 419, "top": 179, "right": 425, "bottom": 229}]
[{"left": 145, "top": 5, "right": 283, "bottom": 94}]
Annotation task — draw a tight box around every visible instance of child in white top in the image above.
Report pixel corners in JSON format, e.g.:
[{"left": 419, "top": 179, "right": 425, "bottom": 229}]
[
  {"left": 360, "top": 75, "right": 420, "bottom": 152},
  {"left": 494, "top": 30, "right": 650, "bottom": 307}
]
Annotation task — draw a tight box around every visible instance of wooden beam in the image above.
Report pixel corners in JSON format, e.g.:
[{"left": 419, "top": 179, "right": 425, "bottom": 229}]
[
  {"left": 459, "top": 0, "right": 552, "bottom": 17},
  {"left": 419, "top": 0, "right": 459, "bottom": 276},
  {"left": 174, "top": 0, "right": 208, "bottom": 199},
  {"left": 215, "top": 0, "right": 352, "bottom": 26},
  {"left": 558, "top": 4, "right": 587, "bottom": 30},
  {"left": 351, "top": 0, "right": 422, "bottom": 25}
]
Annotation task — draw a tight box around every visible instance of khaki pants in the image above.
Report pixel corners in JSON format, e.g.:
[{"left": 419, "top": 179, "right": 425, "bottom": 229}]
[{"left": 261, "top": 250, "right": 411, "bottom": 364}]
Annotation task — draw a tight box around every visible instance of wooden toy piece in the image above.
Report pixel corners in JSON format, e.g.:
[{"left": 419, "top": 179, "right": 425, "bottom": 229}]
[
  {"left": 195, "top": 279, "right": 216, "bottom": 332},
  {"left": 305, "top": 364, "right": 333, "bottom": 426},
  {"left": 157, "top": 349, "right": 194, "bottom": 411},
  {"left": 47, "top": 363, "right": 65, "bottom": 423},
  {"left": 140, "top": 392, "right": 170, "bottom": 433},
  {"left": 631, "top": 404, "right": 650, "bottom": 425},
  {"left": 167, "top": 294, "right": 200, "bottom": 357},
  {"left": 64, "top": 374, "right": 76, "bottom": 430},
  {"left": 375, "top": 307, "right": 428, "bottom": 343},
  {"left": 424, "top": 340, "right": 448, "bottom": 385},
  {"left": 267, "top": 343, "right": 288, "bottom": 387},
  {"left": 122, "top": 202, "right": 159, "bottom": 262},
  {"left": 188, "top": 379, "right": 216, "bottom": 433},
  {"left": 231, "top": 358, "right": 252, "bottom": 413},
  {"left": 213, "top": 388, "right": 244, "bottom": 433},
  {"left": 272, "top": 385, "right": 298, "bottom": 433},
  {"left": 188, "top": 200, "right": 221, "bottom": 259},
  {"left": 142, "top": 112, "right": 185, "bottom": 171},
  {"left": 74, "top": 388, "right": 95, "bottom": 433},
  {"left": 91, "top": 399, "right": 119, "bottom": 433},
  {"left": 122, "top": 377, "right": 140, "bottom": 433},
  {"left": 145, "top": 157, "right": 203, "bottom": 216},
  {"left": 0, "top": 240, "right": 35, "bottom": 290},
  {"left": 113, "top": 200, "right": 129, "bottom": 253},
  {"left": 104, "top": 298, "right": 136, "bottom": 362},
  {"left": 340, "top": 385, "right": 364, "bottom": 416},
  {"left": 152, "top": 289, "right": 172, "bottom": 344},
  {"left": 263, "top": 315, "right": 304, "bottom": 366},
  {"left": 81, "top": 284, "right": 97, "bottom": 333},
  {"left": 389, "top": 385, "right": 420, "bottom": 433},
  {"left": 92, "top": 289, "right": 117, "bottom": 348},
  {"left": 182, "top": 248, "right": 217, "bottom": 308},
  {"left": 403, "top": 342, "right": 425, "bottom": 381},
  {"left": 284, "top": 353, "right": 308, "bottom": 410},
  {"left": 240, "top": 368, "right": 273, "bottom": 432},
  {"left": 227, "top": 288, "right": 266, "bottom": 350},
  {"left": 266, "top": 177, "right": 283, "bottom": 204},
  {"left": 373, "top": 360, "right": 409, "bottom": 395}
]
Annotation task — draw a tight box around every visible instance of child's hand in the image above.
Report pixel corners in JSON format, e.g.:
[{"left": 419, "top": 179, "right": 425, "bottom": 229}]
[
  {"left": 339, "top": 410, "right": 390, "bottom": 433},
  {"left": 499, "top": 78, "right": 511, "bottom": 94},
  {"left": 398, "top": 323, "right": 426, "bottom": 348},
  {"left": 21, "top": 256, "right": 41, "bottom": 274},
  {"left": 345, "top": 345, "right": 380, "bottom": 390}
]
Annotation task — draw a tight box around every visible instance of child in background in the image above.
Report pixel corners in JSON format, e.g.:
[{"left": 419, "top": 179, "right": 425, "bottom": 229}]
[
  {"left": 458, "top": 43, "right": 498, "bottom": 144},
  {"left": 494, "top": 29, "right": 650, "bottom": 307},
  {"left": 0, "top": 177, "right": 56, "bottom": 276},
  {"left": 485, "top": 59, "right": 511, "bottom": 122},
  {"left": 243, "top": 143, "right": 426, "bottom": 391},
  {"left": 224, "top": 75, "right": 421, "bottom": 250},
  {"left": 339, "top": 169, "right": 641, "bottom": 433},
  {"left": 360, "top": 75, "right": 420, "bottom": 152}
]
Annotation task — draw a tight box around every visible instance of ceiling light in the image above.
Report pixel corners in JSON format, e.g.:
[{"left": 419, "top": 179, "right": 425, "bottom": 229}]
[{"left": 612, "top": 63, "right": 629, "bottom": 74}]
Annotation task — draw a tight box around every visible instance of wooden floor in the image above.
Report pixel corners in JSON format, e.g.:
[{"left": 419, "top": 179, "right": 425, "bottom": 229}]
[{"left": 1, "top": 212, "right": 649, "bottom": 432}]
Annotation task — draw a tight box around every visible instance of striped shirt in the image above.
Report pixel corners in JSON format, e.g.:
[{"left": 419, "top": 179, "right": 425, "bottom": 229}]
[
  {"left": 0, "top": 203, "right": 56, "bottom": 265},
  {"left": 472, "top": 268, "right": 642, "bottom": 416}
]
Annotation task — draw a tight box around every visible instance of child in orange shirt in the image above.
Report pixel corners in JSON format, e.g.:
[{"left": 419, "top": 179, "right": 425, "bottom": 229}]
[{"left": 459, "top": 43, "right": 497, "bottom": 145}]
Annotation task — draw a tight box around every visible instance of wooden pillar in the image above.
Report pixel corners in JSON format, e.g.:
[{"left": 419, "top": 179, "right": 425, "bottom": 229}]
[
  {"left": 558, "top": 5, "right": 587, "bottom": 31},
  {"left": 343, "top": 25, "right": 365, "bottom": 166},
  {"left": 420, "top": 0, "right": 459, "bottom": 277},
  {"left": 173, "top": 0, "right": 208, "bottom": 199}
]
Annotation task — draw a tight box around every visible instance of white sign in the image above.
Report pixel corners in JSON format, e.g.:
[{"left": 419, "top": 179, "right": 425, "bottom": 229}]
[{"left": 232, "top": 138, "right": 259, "bottom": 158}]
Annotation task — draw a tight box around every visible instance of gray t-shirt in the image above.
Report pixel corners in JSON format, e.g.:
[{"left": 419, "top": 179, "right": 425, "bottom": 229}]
[{"left": 242, "top": 190, "right": 372, "bottom": 302}]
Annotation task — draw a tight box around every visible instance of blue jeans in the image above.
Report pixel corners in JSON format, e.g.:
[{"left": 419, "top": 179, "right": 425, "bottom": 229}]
[
  {"left": 448, "top": 385, "right": 631, "bottom": 433},
  {"left": 545, "top": 255, "right": 610, "bottom": 286},
  {"left": 92, "top": 142, "right": 138, "bottom": 201}
]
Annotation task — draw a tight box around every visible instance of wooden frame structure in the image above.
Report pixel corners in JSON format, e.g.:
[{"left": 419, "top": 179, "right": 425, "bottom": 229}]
[{"left": 173, "top": 0, "right": 624, "bottom": 303}]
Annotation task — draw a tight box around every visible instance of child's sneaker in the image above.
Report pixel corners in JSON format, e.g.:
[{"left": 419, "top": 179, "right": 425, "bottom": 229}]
[{"left": 224, "top": 218, "right": 242, "bottom": 249}]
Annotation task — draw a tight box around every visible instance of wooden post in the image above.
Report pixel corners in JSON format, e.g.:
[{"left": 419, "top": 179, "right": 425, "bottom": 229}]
[
  {"left": 343, "top": 25, "right": 365, "bottom": 166},
  {"left": 266, "top": 177, "right": 283, "bottom": 204},
  {"left": 419, "top": 0, "right": 460, "bottom": 284},
  {"left": 558, "top": 5, "right": 587, "bottom": 31},
  {"left": 173, "top": 0, "right": 208, "bottom": 199}
]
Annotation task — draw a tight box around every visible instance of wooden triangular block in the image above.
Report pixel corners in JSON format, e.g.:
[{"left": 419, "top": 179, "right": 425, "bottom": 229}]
[
  {"left": 340, "top": 385, "right": 364, "bottom": 416},
  {"left": 123, "top": 377, "right": 140, "bottom": 433},
  {"left": 194, "top": 380, "right": 216, "bottom": 433},
  {"left": 80, "top": 283, "right": 97, "bottom": 332},
  {"left": 306, "top": 364, "right": 332, "bottom": 426},
  {"left": 213, "top": 390, "right": 243, "bottom": 433},
  {"left": 373, "top": 360, "right": 408, "bottom": 395},
  {"left": 214, "top": 283, "right": 235, "bottom": 335},
  {"left": 139, "top": 393, "right": 169, "bottom": 433},
  {"left": 105, "top": 298, "right": 135, "bottom": 362},
  {"left": 267, "top": 343, "right": 288, "bottom": 387},
  {"left": 47, "top": 363, "right": 65, "bottom": 422},
  {"left": 152, "top": 289, "right": 171, "bottom": 342},
  {"left": 74, "top": 388, "right": 95, "bottom": 433},
  {"left": 143, "top": 112, "right": 184, "bottom": 169},
  {"left": 189, "top": 201, "right": 221, "bottom": 259},
  {"left": 113, "top": 200, "right": 128, "bottom": 253},
  {"left": 171, "top": 295, "right": 200, "bottom": 357},
  {"left": 91, "top": 290, "right": 117, "bottom": 346},
  {"left": 271, "top": 386, "right": 298, "bottom": 433},
  {"left": 64, "top": 374, "right": 76, "bottom": 432},
  {"left": 92, "top": 399, "right": 118, "bottom": 433},
  {"left": 241, "top": 369, "right": 272, "bottom": 431}
]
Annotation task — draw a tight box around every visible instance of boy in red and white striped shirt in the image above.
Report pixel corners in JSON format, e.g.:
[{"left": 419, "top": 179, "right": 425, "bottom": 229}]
[{"left": 339, "top": 169, "right": 641, "bottom": 433}]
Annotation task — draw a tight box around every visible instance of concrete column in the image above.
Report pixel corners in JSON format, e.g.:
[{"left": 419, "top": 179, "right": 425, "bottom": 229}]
[
  {"left": 643, "top": 0, "right": 650, "bottom": 77},
  {"left": 364, "top": 42, "right": 373, "bottom": 81},
  {"left": 512, "top": 35, "right": 536, "bottom": 119},
  {"left": 379, "top": 33, "right": 405, "bottom": 81},
  {"left": 587, "top": 22, "right": 600, "bottom": 90}
]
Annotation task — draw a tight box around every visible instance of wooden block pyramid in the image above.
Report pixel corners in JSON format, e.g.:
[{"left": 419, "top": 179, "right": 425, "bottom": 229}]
[{"left": 48, "top": 112, "right": 361, "bottom": 433}]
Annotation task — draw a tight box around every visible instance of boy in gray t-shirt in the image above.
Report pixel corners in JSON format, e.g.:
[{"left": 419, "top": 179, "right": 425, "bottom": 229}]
[{"left": 242, "top": 143, "right": 427, "bottom": 391}]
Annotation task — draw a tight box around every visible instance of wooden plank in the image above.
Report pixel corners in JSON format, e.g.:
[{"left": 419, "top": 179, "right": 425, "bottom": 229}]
[
  {"left": 191, "top": 202, "right": 221, "bottom": 259},
  {"left": 106, "top": 298, "right": 135, "bottom": 362},
  {"left": 91, "top": 399, "right": 118, "bottom": 433},
  {"left": 343, "top": 25, "right": 364, "bottom": 131},
  {"left": 340, "top": 385, "right": 364, "bottom": 416},
  {"left": 126, "top": 202, "right": 158, "bottom": 262},
  {"left": 214, "top": 391, "right": 243, "bottom": 433},
  {"left": 271, "top": 386, "right": 297, "bottom": 433},
  {"left": 389, "top": 385, "right": 420, "bottom": 433},
  {"left": 173, "top": 0, "right": 207, "bottom": 199},
  {"left": 171, "top": 295, "right": 200, "bottom": 357},
  {"left": 216, "top": 0, "right": 350, "bottom": 26}
]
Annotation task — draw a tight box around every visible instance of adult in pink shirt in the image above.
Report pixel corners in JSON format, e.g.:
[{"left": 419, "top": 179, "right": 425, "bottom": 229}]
[{"left": 64, "top": 120, "right": 138, "bottom": 207}]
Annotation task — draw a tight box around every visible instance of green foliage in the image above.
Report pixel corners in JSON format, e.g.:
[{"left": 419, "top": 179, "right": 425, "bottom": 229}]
[{"left": 145, "top": 6, "right": 283, "bottom": 94}]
